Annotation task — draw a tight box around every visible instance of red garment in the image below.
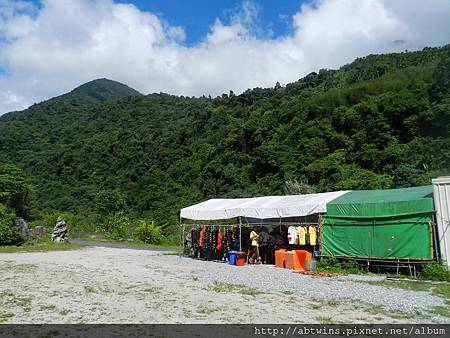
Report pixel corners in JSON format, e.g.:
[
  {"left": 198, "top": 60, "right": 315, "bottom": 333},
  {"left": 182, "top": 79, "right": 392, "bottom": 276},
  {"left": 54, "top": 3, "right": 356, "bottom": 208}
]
[
  {"left": 199, "top": 226, "right": 205, "bottom": 247},
  {"left": 216, "top": 231, "right": 223, "bottom": 250}
]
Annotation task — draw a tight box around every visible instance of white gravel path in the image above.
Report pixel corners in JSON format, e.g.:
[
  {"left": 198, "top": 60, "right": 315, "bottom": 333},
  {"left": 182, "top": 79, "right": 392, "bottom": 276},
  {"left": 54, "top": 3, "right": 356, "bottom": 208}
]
[{"left": 0, "top": 247, "right": 448, "bottom": 324}]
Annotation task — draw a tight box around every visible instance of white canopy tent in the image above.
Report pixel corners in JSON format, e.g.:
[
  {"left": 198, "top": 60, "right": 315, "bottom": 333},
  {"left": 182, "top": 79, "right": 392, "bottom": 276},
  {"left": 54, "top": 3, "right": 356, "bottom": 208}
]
[{"left": 180, "top": 191, "right": 350, "bottom": 221}]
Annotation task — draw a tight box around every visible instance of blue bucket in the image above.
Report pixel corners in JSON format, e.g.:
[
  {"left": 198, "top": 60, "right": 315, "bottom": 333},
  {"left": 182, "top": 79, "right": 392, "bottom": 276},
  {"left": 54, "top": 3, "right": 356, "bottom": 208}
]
[{"left": 228, "top": 251, "right": 237, "bottom": 265}]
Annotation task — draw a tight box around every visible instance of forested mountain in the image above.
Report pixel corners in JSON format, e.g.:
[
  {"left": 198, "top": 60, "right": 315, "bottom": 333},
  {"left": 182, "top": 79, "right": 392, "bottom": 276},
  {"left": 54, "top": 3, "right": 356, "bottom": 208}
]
[{"left": 1, "top": 46, "right": 449, "bottom": 224}]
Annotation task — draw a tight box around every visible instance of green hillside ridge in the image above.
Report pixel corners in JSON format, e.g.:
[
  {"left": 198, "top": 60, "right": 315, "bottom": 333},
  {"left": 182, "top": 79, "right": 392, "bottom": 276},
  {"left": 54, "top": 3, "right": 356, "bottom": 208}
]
[
  {"left": 0, "top": 45, "right": 449, "bottom": 226},
  {"left": 69, "top": 78, "right": 142, "bottom": 103}
]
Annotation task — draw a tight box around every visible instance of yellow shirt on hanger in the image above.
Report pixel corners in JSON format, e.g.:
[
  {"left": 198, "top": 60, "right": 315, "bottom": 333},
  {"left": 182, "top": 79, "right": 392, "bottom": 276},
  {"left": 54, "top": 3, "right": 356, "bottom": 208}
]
[
  {"left": 308, "top": 226, "right": 317, "bottom": 246},
  {"left": 297, "top": 226, "right": 306, "bottom": 245}
]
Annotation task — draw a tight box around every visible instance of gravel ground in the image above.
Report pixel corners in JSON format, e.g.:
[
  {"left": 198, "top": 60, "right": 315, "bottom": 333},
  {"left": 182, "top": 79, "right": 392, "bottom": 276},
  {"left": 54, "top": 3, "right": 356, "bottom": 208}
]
[
  {"left": 200, "top": 263, "right": 438, "bottom": 313},
  {"left": 0, "top": 247, "right": 448, "bottom": 324}
]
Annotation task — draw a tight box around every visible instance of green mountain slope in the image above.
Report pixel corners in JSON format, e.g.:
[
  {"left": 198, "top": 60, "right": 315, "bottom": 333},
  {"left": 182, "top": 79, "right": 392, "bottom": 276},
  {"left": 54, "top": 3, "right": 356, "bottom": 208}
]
[
  {"left": 69, "top": 78, "right": 142, "bottom": 103},
  {"left": 0, "top": 46, "right": 449, "bottom": 224}
]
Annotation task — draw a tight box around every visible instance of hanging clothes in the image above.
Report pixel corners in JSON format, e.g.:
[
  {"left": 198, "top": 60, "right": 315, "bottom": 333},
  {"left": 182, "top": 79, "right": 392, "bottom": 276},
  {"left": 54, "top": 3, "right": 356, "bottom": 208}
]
[
  {"left": 204, "top": 227, "right": 212, "bottom": 261},
  {"left": 216, "top": 230, "right": 223, "bottom": 251},
  {"left": 199, "top": 226, "right": 205, "bottom": 248},
  {"left": 212, "top": 227, "right": 217, "bottom": 251},
  {"left": 297, "top": 226, "right": 306, "bottom": 245},
  {"left": 308, "top": 226, "right": 317, "bottom": 246},
  {"left": 287, "top": 226, "right": 298, "bottom": 245},
  {"left": 191, "top": 227, "right": 199, "bottom": 257}
]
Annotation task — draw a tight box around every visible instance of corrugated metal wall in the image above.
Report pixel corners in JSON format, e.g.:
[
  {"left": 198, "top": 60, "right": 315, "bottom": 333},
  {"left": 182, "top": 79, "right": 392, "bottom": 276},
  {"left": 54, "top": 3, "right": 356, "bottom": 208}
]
[{"left": 432, "top": 177, "right": 450, "bottom": 267}]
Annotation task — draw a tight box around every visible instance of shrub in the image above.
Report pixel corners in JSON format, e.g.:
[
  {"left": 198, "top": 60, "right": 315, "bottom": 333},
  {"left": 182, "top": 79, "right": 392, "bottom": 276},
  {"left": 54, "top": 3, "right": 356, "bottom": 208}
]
[
  {"left": 134, "top": 220, "right": 164, "bottom": 245},
  {"left": 161, "top": 223, "right": 181, "bottom": 245},
  {"left": 317, "top": 256, "right": 363, "bottom": 274},
  {"left": 420, "top": 261, "right": 450, "bottom": 281},
  {"left": 30, "top": 211, "right": 96, "bottom": 235},
  {"left": 0, "top": 204, "right": 20, "bottom": 245},
  {"left": 97, "top": 211, "right": 131, "bottom": 240}
]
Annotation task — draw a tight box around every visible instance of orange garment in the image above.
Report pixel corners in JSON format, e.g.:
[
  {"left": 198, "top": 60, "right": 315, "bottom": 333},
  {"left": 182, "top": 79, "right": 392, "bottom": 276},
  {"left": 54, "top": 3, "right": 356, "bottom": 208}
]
[
  {"left": 199, "top": 226, "right": 205, "bottom": 247},
  {"left": 216, "top": 231, "right": 223, "bottom": 250}
]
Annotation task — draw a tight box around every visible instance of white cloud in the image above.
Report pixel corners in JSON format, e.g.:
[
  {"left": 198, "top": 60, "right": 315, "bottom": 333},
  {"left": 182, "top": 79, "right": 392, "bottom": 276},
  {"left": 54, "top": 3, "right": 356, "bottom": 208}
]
[{"left": 0, "top": 0, "right": 449, "bottom": 115}]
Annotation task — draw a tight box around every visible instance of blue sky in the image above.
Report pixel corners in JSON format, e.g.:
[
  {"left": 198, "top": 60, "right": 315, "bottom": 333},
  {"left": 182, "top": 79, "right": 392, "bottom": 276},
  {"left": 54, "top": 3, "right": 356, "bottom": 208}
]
[
  {"left": 117, "top": 0, "right": 303, "bottom": 45},
  {"left": 1, "top": 0, "right": 450, "bottom": 115},
  {"left": 23, "top": 0, "right": 304, "bottom": 45}
]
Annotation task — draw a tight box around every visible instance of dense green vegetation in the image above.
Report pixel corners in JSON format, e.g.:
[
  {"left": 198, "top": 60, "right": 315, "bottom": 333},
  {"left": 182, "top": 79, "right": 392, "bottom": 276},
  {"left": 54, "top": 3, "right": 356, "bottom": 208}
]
[
  {"left": 0, "top": 163, "right": 32, "bottom": 244},
  {"left": 0, "top": 46, "right": 449, "bottom": 230}
]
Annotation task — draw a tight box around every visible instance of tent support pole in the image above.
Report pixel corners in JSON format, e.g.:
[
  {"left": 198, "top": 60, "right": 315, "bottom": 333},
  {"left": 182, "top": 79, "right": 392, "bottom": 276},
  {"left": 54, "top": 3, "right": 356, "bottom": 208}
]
[
  {"left": 179, "top": 216, "right": 184, "bottom": 258},
  {"left": 431, "top": 214, "right": 439, "bottom": 262},
  {"left": 239, "top": 216, "right": 242, "bottom": 252}
]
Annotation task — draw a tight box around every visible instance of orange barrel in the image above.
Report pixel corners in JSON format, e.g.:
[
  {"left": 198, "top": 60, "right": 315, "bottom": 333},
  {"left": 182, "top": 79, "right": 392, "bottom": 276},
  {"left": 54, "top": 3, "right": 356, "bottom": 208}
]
[
  {"left": 295, "top": 250, "right": 313, "bottom": 271},
  {"left": 289, "top": 250, "right": 303, "bottom": 271},
  {"left": 275, "top": 249, "right": 287, "bottom": 268}
]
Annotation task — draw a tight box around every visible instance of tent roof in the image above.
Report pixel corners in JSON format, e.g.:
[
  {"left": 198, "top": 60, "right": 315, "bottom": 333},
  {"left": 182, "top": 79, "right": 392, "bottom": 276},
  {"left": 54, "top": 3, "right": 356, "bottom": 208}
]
[
  {"left": 326, "top": 185, "right": 434, "bottom": 218},
  {"left": 180, "top": 191, "right": 349, "bottom": 221}
]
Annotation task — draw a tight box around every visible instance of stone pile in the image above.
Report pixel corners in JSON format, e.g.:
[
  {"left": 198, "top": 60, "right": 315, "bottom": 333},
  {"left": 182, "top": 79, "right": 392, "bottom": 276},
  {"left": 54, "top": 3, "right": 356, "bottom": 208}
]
[{"left": 51, "top": 217, "right": 68, "bottom": 242}]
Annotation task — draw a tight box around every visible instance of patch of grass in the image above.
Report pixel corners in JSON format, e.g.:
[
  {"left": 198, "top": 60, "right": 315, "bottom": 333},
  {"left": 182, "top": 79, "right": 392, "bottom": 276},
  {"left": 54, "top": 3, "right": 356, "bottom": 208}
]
[
  {"left": 78, "top": 236, "right": 179, "bottom": 249},
  {"left": 143, "top": 287, "right": 161, "bottom": 294},
  {"left": 0, "top": 290, "right": 15, "bottom": 298},
  {"left": 208, "top": 281, "right": 263, "bottom": 297},
  {"left": 0, "top": 242, "right": 85, "bottom": 253},
  {"left": 315, "top": 316, "right": 335, "bottom": 324},
  {"left": 40, "top": 304, "right": 57, "bottom": 311},
  {"left": 84, "top": 286, "right": 96, "bottom": 293},
  {"left": 196, "top": 305, "right": 220, "bottom": 315},
  {"left": 317, "top": 257, "right": 364, "bottom": 275},
  {"left": 364, "top": 279, "right": 450, "bottom": 303},
  {"left": 432, "top": 284, "right": 450, "bottom": 300},
  {"left": 58, "top": 308, "right": 71, "bottom": 316},
  {"left": 12, "top": 297, "right": 32, "bottom": 308},
  {"left": 432, "top": 306, "right": 450, "bottom": 318},
  {"left": 308, "top": 298, "right": 340, "bottom": 310},
  {"left": 388, "top": 311, "right": 414, "bottom": 319},
  {"left": 209, "top": 281, "right": 239, "bottom": 293},
  {"left": 365, "top": 280, "right": 430, "bottom": 292},
  {"left": 239, "top": 287, "right": 263, "bottom": 297},
  {"left": 327, "top": 299, "right": 340, "bottom": 307},
  {"left": 366, "top": 304, "right": 413, "bottom": 320},
  {"left": 0, "top": 312, "right": 14, "bottom": 323},
  {"left": 367, "top": 305, "right": 385, "bottom": 315},
  {"left": 0, "top": 263, "right": 38, "bottom": 272}
]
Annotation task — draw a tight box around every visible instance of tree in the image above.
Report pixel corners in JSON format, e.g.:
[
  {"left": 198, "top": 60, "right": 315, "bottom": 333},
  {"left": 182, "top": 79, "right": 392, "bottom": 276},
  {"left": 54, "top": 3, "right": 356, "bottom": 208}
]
[
  {"left": 94, "top": 190, "right": 127, "bottom": 217},
  {"left": 0, "top": 163, "right": 32, "bottom": 217}
]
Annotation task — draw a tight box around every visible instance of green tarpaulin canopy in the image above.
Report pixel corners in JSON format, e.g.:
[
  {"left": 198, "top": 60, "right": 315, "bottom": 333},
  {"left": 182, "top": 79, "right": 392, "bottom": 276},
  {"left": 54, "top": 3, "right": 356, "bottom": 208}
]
[
  {"left": 326, "top": 185, "right": 434, "bottom": 218},
  {"left": 322, "top": 186, "right": 434, "bottom": 260}
]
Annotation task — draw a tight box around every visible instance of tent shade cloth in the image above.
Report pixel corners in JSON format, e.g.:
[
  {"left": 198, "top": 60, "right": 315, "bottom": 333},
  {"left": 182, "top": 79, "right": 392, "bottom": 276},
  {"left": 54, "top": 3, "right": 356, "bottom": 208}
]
[
  {"left": 322, "top": 186, "right": 434, "bottom": 260},
  {"left": 322, "top": 215, "right": 433, "bottom": 259},
  {"left": 180, "top": 191, "right": 349, "bottom": 221},
  {"left": 326, "top": 185, "right": 434, "bottom": 218}
]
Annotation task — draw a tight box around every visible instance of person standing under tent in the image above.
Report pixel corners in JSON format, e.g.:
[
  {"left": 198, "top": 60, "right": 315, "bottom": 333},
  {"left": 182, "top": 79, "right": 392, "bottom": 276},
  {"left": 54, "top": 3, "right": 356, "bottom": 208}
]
[
  {"left": 249, "top": 227, "right": 260, "bottom": 264},
  {"left": 258, "top": 227, "right": 270, "bottom": 264}
]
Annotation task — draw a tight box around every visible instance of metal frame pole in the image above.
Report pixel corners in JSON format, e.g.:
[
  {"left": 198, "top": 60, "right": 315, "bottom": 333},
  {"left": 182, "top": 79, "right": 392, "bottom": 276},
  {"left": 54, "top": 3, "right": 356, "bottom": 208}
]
[
  {"left": 179, "top": 215, "right": 183, "bottom": 258},
  {"left": 431, "top": 214, "right": 440, "bottom": 262},
  {"left": 239, "top": 216, "right": 242, "bottom": 252}
]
